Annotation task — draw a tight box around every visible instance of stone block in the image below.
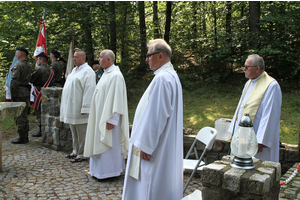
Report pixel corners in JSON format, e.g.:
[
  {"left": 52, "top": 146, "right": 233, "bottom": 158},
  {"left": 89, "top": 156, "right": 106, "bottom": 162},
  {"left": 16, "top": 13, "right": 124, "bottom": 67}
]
[
  {"left": 257, "top": 167, "right": 275, "bottom": 187},
  {"left": 183, "top": 135, "right": 195, "bottom": 149},
  {"left": 47, "top": 132, "right": 53, "bottom": 144},
  {"left": 48, "top": 116, "right": 54, "bottom": 126},
  {"left": 41, "top": 115, "right": 48, "bottom": 126},
  {"left": 222, "top": 167, "right": 245, "bottom": 194},
  {"left": 54, "top": 117, "right": 62, "bottom": 128},
  {"left": 202, "top": 163, "right": 227, "bottom": 186},
  {"left": 53, "top": 128, "right": 60, "bottom": 146},
  {"left": 206, "top": 152, "right": 219, "bottom": 163},
  {"left": 249, "top": 173, "right": 270, "bottom": 195},
  {"left": 50, "top": 98, "right": 59, "bottom": 107},
  {"left": 62, "top": 122, "right": 70, "bottom": 129},
  {"left": 285, "top": 150, "right": 300, "bottom": 162},
  {"left": 44, "top": 126, "right": 49, "bottom": 133},
  {"left": 196, "top": 141, "right": 206, "bottom": 150},
  {"left": 212, "top": 140, "right": 224, "bottom": 152},
  {"left": 42, "top": 104, "right": 49, "bottom": 114},
  {"left": 223, "top": 141, "right": 231, "bottom": 151},
  {"left": 202, "top": 187, "right": 224, "bottom": 200},
  {"left": 261, "top": 161, "right": 281, "bottom": 182},
  {"left": 49, "top": 106, "right": 60, "bottom": 116}
]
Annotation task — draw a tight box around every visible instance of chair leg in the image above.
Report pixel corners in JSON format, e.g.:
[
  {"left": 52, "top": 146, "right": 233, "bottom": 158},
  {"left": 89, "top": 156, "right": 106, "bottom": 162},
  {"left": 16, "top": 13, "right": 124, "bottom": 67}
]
[{"left": 183, "top": 149, "right": 208, "bottom": 194}]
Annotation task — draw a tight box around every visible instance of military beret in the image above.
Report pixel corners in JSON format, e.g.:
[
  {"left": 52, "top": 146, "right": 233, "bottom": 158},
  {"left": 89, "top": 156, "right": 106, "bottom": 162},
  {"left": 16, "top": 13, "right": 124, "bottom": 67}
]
[
  {"left": 92, "top": 60, "right": 99, "bottom": 65},
  {"left": 50, "top": 49, "right": 60, "bottom": 58},
  {"left": 58, "top": 57, "right": 67, "bottom": 63},
  {"left": 37, "top": 53, "right": 48, "bottom": 60},
  {"left": 17, "top": 47, "right": 28, "bottom": 56}
]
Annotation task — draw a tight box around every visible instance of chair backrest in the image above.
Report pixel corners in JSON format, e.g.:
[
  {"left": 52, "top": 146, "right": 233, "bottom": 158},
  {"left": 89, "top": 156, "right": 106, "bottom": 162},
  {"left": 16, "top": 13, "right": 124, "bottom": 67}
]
[{"left": 195, "top": 127, "right": 218, "bottom": 150}]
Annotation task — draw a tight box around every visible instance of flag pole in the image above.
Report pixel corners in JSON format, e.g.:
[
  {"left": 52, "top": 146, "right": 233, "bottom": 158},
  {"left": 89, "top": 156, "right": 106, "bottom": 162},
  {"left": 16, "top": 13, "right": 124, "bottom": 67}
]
[{"left": 43, "top": 8, "right": 47, "bottom": 55}]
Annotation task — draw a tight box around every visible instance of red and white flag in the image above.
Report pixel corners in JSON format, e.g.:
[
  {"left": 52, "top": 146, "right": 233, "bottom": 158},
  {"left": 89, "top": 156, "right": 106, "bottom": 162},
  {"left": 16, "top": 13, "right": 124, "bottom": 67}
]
[{"left": 34, "top": 21, "right": 47, "bottom": 57}]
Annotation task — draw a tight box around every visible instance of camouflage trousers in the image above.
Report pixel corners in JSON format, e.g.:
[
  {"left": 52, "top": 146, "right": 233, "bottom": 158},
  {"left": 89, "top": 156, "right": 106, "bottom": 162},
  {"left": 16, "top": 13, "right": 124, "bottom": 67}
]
[
  {"left": 13, "top": 96, "right": 30, "bottom": 138},
  {"left": 35, "top": 96, "right": 42, "bottom": 128}
]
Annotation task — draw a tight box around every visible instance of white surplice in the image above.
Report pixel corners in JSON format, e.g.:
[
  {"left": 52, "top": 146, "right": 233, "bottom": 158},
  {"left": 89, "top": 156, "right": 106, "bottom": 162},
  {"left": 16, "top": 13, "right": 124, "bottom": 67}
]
[
  {"left": 84, "top": 65, "right": 129, "bottom": 179},
  {"left": 122, "top": 62, "right": 183, "bottom": 200},
  {"left": 229, "top": 75, "right": 282, "bottom": 162},
  {"left": 60, "top": 63, "right": 96, "bottom": 124}
]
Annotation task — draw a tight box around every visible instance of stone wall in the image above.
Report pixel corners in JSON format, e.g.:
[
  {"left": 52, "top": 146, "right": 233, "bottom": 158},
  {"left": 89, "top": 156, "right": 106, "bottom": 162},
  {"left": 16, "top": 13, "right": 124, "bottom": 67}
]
[
  {"left": 201, "top": 156, "right": 281, "bottom": 200},
  {"left": 39, "top": 88, "right": 299, "bottom": 174},
  {"left": 40, "top": 87, "right": 72, "bottom": 152},
  {"left": 183, "top": 130, "right": 299, "bottom": 175}
]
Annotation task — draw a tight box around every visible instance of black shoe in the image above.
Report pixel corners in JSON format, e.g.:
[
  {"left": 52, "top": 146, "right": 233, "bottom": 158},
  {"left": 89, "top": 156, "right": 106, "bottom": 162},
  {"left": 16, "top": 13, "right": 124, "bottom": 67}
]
[
  {"left": 11, "top": 137, "right": 29, "bottom": 144},
  {"left": 280, "top": 141, "right": 285, "bottom": 148},
  {"left": 32, "top": 130, "right": 42, "bottom": 137}
]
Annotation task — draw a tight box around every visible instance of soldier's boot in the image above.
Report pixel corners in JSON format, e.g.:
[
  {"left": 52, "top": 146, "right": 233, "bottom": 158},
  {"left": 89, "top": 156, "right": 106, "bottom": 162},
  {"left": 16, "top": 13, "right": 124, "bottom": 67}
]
[
  {"left": 11, "top": 137, "right": 29, "bottom": 144},
  {"left": 32, "top": 126, "right": 42, "bottom": 137}
]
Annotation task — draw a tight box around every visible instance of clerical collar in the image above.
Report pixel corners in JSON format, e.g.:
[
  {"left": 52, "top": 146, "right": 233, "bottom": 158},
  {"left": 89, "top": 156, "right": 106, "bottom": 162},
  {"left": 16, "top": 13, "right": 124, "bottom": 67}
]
[
  {"left": 251, "top": 72, "right": 263, "bottom": 83},
  {"left": 154, "top": 61, "right": 171, "bottom": 75},
  {"left": 104, "top": 64, "right": 115, "bottom": 73},
  {"left": 76, "top": 62, "right": 88, "bottom": 72}
]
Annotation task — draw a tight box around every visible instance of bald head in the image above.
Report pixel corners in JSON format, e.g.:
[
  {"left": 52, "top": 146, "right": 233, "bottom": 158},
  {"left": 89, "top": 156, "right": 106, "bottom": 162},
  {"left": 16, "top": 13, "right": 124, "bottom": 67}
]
[
  {"left": 99, "top": 49, "right": 115, "bottom": 69},
  {"left": 73, "top": 49, "right": 86, "bottom": 67}
]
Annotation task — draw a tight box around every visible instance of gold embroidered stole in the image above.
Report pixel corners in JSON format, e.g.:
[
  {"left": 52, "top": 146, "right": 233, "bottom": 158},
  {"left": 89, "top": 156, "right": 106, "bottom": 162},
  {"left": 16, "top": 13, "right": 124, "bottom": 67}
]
[{"left": 241, "top": 72, "right": 275, "bottom": 123}]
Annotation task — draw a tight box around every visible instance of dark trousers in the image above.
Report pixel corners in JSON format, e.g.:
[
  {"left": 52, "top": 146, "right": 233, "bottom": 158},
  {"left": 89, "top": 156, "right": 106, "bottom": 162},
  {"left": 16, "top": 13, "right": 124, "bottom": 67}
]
[{"left": 13, "top": 96, "right": 30, "bottom": 138}]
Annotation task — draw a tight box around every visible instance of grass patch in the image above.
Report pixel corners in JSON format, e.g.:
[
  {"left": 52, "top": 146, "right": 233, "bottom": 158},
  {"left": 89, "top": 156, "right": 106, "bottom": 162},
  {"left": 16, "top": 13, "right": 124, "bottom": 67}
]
[{"left": 126, "top": 79, "right": 299, "bottom": 145}]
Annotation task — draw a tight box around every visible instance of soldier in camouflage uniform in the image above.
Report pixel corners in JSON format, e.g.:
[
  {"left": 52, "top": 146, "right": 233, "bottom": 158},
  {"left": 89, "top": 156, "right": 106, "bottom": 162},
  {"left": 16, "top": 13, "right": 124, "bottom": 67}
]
[
  {"left": 30, "top": 54, "right": 52, "bottom": 137},
  {"left": 49, "top": 50, "right": 63, "bottom": 87},
  {"left": 92, "top": 60, "right": 103, "bottom": 83},
  {"left": 58, "top": 57, "right": 67, "bottom": 87},
  {"left": 11, "top": 47, "right": 33, "bottom": 144}
]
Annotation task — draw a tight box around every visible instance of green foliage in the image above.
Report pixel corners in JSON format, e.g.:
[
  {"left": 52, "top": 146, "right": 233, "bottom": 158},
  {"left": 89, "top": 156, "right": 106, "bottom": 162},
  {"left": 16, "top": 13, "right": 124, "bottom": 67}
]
[{"left": 1, "top": 1, "right": 300, "bottom": 82}]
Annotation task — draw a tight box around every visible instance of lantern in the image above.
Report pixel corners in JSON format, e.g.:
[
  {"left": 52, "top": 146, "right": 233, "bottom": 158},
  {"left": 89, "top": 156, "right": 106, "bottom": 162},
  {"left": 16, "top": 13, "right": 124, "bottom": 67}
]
[{"left": 230, "top": 114, "right": 258, "bottom": 169}]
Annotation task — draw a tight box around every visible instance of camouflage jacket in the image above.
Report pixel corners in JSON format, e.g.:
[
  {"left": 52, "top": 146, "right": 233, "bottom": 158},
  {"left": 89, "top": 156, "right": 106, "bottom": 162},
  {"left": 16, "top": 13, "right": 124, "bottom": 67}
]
[
  {"left": 30, "top": 63, "right": 51, "bottom": 91},
  {"left": 11, "top": 60, "right": 32, "bottom": 99},
  {"left": 95, "top": 69, "right": 103, "bottom": 83},
  {"left": 50, "top": 60, "right": 63, "bottom": 86}
]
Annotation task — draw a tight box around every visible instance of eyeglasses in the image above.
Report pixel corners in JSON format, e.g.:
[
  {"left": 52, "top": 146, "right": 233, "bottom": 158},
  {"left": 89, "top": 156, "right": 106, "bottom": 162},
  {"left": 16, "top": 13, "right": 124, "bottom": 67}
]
[
  {"left": 146, "top": 52, "right": 160, "bottom": 60},
  {"left": 244, "top": 65, "right": 257, "bottom": 70}
]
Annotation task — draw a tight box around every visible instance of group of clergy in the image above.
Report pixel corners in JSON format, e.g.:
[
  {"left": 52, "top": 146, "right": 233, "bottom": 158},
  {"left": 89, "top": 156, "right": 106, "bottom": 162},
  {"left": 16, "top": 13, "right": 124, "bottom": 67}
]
[{"left": 59, "top": 39, "right": 282, "bottom": 200}]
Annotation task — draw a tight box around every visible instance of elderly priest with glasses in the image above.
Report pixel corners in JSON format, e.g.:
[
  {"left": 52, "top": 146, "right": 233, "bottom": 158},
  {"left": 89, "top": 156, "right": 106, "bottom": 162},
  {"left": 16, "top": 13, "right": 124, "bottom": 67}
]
[
  {"left": 122, "top": 39, "right": 183, "bottom": 200},
  {"left": 228, "top": 54, "right": 282, "bottom": 163}
]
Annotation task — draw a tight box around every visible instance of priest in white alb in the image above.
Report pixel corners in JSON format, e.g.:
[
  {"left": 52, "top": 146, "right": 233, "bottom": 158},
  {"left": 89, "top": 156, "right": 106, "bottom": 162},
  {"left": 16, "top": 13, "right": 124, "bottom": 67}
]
[
  {"left": 84, "top": 49, "right": 129, "bottom": 180},
  {"left": 229, "top": 54, "right": 282, "bottom": 162},
  {"left": 60, "top": 49, "right": 96, "bottom": 163},
  {"left": 122, "top": 39, "right": 183, "bottom": 200}
]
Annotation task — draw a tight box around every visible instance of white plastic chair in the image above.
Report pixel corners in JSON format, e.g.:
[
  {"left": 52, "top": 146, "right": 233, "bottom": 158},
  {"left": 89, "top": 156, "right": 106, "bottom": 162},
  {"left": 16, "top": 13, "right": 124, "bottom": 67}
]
[
  {"left": 183, "top": 127, "right": 218, "bottom": 194},
  {"left": 181, "top": 189, "right": 202, "bottom": 200}
]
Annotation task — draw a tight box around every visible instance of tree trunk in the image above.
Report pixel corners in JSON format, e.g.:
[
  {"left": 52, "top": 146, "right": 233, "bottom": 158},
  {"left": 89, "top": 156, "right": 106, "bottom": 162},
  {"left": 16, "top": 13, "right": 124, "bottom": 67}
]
[
  {"left": 164, "top": 1, "right": 172, "bottom": 43},
  {"left": 153, "top": 1, "right": 160, "bottom": 39},
  {"left": 202, "top": 1, "right": 207, "bottom": 37},
  {"left": 192, "top": 1, "right": 198, "bottom": 49},
  {"left": 137, "top": 1, "right": 147, "bottom": 76},
  {"left": 120, "top": 1, "right": 130, "bottom": 69},
  {"left": 249, "top": 1, "right": 260, "bottom": 33},
  {"left": 82, "top": 7, "right": 94, "bottom": 66},
  {"left": 226, "top": 1, "right": 232, "bottom": 43},
  {"left": 109, "top": 1, "right": 117, "bottom": 57},
  {"left": 213, "top": 1, "right": 217, "bottom": 50}
]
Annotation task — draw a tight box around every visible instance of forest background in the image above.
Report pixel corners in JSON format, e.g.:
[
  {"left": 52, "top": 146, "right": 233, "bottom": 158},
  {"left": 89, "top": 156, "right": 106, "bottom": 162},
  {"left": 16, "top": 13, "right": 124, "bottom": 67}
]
[{"left": 0, "top": 1, "right": 299, "bottom": 144}]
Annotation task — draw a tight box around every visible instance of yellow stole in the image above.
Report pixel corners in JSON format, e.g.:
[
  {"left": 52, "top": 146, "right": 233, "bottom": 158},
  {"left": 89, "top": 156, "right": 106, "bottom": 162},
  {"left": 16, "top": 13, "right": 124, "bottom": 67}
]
[{"left": 241, "top": 72, "right": 275, "bottom": 123}]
